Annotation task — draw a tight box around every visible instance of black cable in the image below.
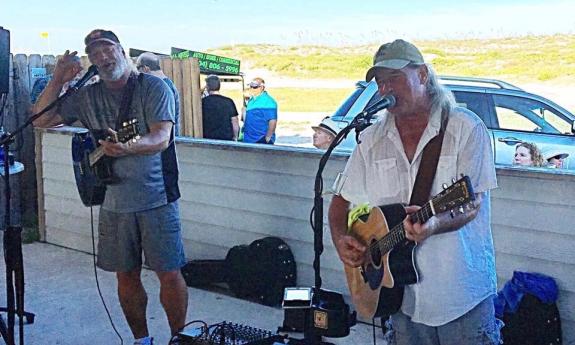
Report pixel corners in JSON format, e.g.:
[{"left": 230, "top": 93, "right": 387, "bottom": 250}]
[
  {"left": 356, "top": 319, "right": 382, "bottom": 328},
  {"left": 90, "top": 205, "right": 124, "bottom": 345},
  {"left": 169, "top": 320, "right": 208, "bottom": 345},
  {"left": 208, "top": 323, "right": 237, "bottom": 345},
  {"left": 372, "top": 318, "right": 377, "bottom": 345},
  {"left": 0, "top": 93, "right": 7, "bottom": 128}
]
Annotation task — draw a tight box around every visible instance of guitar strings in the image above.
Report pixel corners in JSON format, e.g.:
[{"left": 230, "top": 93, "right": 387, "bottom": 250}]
[{"left": 365, "top": 181, "right": 467, "bottom": 257}]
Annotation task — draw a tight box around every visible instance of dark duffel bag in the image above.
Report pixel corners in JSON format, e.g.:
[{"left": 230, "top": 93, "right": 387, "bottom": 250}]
[
  {"left": 225, "top": 237, "right": 297, "bottom": 306},
  {"left": 181, "top": 259, "right": 227, "bottom": 287},
  {"left": 225, "top": 244, "right": 255, "bottom": 298},
  {"left": 501, "top": 293, "right": 562, "bottom": 345}
]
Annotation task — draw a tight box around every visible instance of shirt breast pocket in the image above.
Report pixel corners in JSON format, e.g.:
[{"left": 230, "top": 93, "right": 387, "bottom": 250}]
[
  {"left": 370, "top": 158, "right": 400, "bottom": 199},
  {"left": 433, "top": 155, "right": 458, "bottom": 196}
]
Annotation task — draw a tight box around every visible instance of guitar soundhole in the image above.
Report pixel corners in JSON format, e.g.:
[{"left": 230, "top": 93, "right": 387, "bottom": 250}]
[{"left": 369, "top": 239, "right": 382, "bottom": 267}]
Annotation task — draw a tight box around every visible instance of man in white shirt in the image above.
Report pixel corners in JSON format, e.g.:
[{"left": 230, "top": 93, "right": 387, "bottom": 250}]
[{"left": 328, "top": 39, "right": 500, "bottom": 345}]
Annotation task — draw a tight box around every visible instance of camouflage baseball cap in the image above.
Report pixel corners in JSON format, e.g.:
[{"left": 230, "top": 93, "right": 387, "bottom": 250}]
[
  {"left": 84, "top": 29, "right": 120, "bottom": 53},
  {"left": 365, "top": 39, "right": 425, "bottom": 81}
]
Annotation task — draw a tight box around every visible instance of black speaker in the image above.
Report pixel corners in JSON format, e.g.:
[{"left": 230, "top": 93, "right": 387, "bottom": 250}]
[{"left": 0, "top": 27, "right": 10, "bottom": 94}]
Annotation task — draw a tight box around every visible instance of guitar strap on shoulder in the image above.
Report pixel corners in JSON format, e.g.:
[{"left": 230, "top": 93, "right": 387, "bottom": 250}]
[
  {"left": 409, "top": 109, "right": 448, "bottom": 206},
  {"left": 115, "top": 72, "right": 141, "bottom": 130}
]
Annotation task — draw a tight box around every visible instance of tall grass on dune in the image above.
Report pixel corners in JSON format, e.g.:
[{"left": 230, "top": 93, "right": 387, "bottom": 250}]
[{"left": 210, "top": 34, "right": 575, "bottom": 82}]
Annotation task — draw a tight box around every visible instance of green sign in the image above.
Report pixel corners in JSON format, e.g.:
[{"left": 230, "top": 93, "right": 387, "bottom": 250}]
[{"left": 171, "top": 47, "right": 241, "bottom": 75}]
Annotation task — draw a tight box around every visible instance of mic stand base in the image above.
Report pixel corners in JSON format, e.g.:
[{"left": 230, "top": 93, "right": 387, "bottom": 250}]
[
  {"left": 0, "top": 226, "right": 36, "bottom": 345},
  {"left": 287, "top": 336, "right": 335, "bottom": 345}
]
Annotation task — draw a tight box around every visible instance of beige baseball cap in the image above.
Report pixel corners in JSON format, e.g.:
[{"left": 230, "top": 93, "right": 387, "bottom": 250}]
[{"left": 365, "top": 39, "right": 425, "bottom": 81}]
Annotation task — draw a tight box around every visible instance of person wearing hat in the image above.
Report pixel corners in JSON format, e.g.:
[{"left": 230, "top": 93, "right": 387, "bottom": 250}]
[
  {"left": 243, "top": 77, "right": 278, "bottom": 144},
  {"left": 136, "top": 52, "right": 181, "bottom": 136},
  {"left": 328, "top": 39, "right": 500, "bottom": 344},
  {"left": 312, "top": 117, "right": 340, "bottom": 149},
  {"left": 33, "top": 29, "right": 187, "bottom": 345},
  {"left": 201, "top": 75, "right": 240, "bottom": 141},
  {"left": 542, "top": 148, "right": 569, "bottom": 168}
]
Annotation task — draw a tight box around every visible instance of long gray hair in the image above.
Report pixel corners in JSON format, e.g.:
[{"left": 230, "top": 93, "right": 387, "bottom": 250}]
[{"left": 423, "top": 63, "right": 455, "bottom": 122}]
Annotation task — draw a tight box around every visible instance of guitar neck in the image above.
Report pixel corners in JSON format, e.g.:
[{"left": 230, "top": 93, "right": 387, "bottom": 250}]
[
  {"left": 89, "top": 146, "right": 105, "bottom": 166},
  {"left": 379, "top": 201, "right": 435, "bottom": 252}
]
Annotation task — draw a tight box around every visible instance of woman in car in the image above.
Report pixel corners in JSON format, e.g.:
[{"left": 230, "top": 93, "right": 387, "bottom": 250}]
[{"left": 513, "top": 142, "right": 545, "bottom": 167}]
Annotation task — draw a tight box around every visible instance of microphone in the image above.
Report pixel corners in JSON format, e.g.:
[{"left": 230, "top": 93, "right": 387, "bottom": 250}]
[
  {"left": 362, "top": 94, "right": 396, "bottom": 117},
  {"left": 70, "top": 65, "right": 99, "bottom": 91},
  {"left": 351, "top": 94, "right": 396, "bottom": 139}
]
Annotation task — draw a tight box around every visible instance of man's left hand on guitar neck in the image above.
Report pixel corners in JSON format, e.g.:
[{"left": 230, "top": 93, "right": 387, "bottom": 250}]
[
  {"left": 99, "top": 121, "right": 173, "bottom": 157},
  {"left": 403, "top": 192, "right": 483, "bottom": 243}
]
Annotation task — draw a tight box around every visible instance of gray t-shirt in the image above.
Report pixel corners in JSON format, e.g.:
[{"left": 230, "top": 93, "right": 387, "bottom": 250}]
[{"left": 60, "top": 73, "right": 178, "bottom": 213}]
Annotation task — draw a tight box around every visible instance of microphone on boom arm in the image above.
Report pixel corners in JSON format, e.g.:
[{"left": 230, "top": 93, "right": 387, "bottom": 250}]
[
  {"left": 353, "top": 94, "right": 396, "bottom": 140},
  {"left": 69, "top": 65, "right": 99, "bottom": 92}
]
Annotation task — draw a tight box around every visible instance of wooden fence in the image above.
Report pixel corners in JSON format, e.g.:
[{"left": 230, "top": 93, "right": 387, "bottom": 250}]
[{"left": 2, "top": 53, "right": 203, "bottom": 238}]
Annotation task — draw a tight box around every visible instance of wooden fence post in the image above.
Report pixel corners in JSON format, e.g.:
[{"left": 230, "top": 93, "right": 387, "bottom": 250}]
[
  {"left": 190, "top": 58, "right": 202, "bottom": 138},
  {"left": 162, "top": 57, "right": 202, "bottom": 137}
]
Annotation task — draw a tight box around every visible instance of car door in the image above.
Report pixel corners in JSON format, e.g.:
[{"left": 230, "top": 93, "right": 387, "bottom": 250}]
[
  {"left": 489, "top": 94, "right": 575, "bottom": 169},
  {"left": 451, "top": 90, "right": 498, "bottom": 156}
]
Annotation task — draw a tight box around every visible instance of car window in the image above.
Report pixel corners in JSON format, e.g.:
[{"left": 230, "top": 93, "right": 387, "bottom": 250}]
[
  {"left": 331, "top": 87, "right": 365, "bottom": 121},
  {"left": 452, "top": 91, "right": 493, "bottom": 127},
  {"left": 493, "top": 95, "right": 571, "bottom": 134},
  {"left": 493, "top": 95, "right": 570, "bottom": 134}
]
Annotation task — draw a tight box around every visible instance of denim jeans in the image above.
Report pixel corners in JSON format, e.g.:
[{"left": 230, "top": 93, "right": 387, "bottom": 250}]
[{"left": 388, "top": 296, "right": 502, "bottom": 345}]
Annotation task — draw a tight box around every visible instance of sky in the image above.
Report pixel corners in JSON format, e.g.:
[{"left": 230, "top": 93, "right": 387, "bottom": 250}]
[{"left": 1, "top": 0, "right": 575, "bottom": 55}]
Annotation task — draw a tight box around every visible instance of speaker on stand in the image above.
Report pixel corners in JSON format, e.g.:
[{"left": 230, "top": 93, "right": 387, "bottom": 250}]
[
  {"left": 0, "top": 26, "right": 36, "bottom": 345},
  {"left": 0, "top": 26, "right": 9, "bottom": 95}
]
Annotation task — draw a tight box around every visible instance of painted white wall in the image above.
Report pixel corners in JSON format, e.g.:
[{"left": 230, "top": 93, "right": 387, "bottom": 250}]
[{"left": 37, "top": 128, "right": 575, "bottom": 342}]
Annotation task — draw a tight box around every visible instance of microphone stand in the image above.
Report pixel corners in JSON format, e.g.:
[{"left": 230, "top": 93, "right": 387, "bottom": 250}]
[
  {"left": 291, "top": 105, "right": 381, "bottom": 345},
  {"left": 0, "top": 85, "right": 82, "bottom": 345}
]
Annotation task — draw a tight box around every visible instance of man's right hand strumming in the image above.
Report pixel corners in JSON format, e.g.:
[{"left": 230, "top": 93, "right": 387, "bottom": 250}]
[
  {"left": 334, "top": 235, "right": 367, "bottom": 268},
  {"left": 328, "top": 194, "right": 367, "bottom": 267},
  {"left": 32, "top": 50, "right": 83, "bottom": 128}
]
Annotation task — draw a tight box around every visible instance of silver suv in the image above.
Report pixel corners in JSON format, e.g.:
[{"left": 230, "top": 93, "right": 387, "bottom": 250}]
[{"left": 330, "top": 77, "right": 575, "bottom": 170}]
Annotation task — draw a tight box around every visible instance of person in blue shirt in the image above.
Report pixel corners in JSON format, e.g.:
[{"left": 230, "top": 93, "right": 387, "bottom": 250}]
[
  {"left": 30, "top": 62, "right": 55, "bottom": 104},
  {"left": 242, "top": 77, "right": 277, "bottom": 144},
  {"left": 136, "top": 52, "right": 181, "bottom": 136}
]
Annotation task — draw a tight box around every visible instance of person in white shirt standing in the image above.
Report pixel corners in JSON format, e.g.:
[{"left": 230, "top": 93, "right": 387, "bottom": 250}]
[{"left": 328, "top": 39, "right": 500, "bottom": 345}]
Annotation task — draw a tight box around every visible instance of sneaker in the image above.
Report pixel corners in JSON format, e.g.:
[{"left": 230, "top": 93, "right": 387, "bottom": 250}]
[
  {"left": 168, "top": 335, "right": 182, "bottom": 345},
  {"left": 133, "top": 336, "right": 153, "bottom": 345}
]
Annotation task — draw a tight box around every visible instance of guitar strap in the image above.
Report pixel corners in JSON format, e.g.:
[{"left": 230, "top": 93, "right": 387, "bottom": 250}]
[
  {"left": 376, "top": 108, "right": 449, "bottom": 324},
  {"left": 408, "top": 108, "right": 448, "bottom": 206},
  {"left": 115, "top": 72, "right": 143, "bottom": 130}
]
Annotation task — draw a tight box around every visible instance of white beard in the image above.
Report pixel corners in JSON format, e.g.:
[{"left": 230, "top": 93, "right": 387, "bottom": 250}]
[{"left": 99, "top": 58, "right": 128, "bottom": 81}]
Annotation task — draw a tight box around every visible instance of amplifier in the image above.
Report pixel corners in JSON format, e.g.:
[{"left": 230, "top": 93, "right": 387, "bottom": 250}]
[{"left": 178, "top": 321, "right": 286, "bottom": 345}]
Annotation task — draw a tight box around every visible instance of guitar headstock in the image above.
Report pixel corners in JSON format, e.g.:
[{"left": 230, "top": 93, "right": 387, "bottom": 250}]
[
  {"left": 116, "top": 119, "right": 141, "bottom": 143},
  {"left": 432, "top": 175, "right": 475, "bottom": 214}
]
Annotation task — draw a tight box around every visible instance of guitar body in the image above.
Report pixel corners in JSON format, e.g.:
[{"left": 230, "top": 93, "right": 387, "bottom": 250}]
[
  {"left": 344, "top": 203, "right": 418, "bottom": 319},
  {"left": 344, "top": 176, "right": 475, "bottom": 319},
  {"left": 71, "top": 120, "right": 140, "bottom": 207},
  {"left": 72, "top": 132, "right": 106, "bottom": 206}
]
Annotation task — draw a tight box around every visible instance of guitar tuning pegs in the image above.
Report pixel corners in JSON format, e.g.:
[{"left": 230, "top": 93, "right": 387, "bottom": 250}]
[
  {"left": 452, "top": 177, "right": 456, "bottom": 184},
  {"left": 460, "top": 173, "right": 465, "bottom": 178},
  {"left": 122, "top": 121, "right": 127, "bottom": 126},
  {"left": 450, "top": 210, "right": 455, "bottom": 219},
  {"left": 442, "top": 183, "right": 448, "bottom": 190},
  {"left": 458, "top": 206, "right": 464, "bottom": 214}
]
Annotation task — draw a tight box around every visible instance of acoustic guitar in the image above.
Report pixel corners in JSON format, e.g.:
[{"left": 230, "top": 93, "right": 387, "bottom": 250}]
[
  {"left": 345, "top": 175, "right": 475, "bottom": 319},
  {"left": 71, "top": 119, "right": 140, "bottom": 206}
]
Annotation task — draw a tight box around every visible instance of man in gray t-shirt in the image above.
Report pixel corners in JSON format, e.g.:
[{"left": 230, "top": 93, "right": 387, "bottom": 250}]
[{"left": 33, "top": 29, "right": 187, "bottom": 345}]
